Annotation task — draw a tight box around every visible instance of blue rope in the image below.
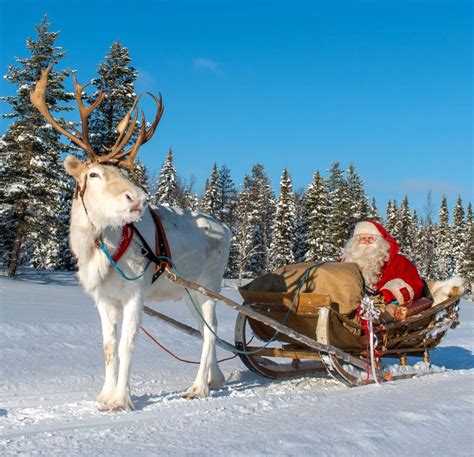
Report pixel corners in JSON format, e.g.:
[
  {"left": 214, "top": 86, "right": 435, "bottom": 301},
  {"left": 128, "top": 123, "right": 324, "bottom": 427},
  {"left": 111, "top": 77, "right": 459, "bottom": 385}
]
[{"left": 98, "top": 242, "right": 152, "bottom": 281}]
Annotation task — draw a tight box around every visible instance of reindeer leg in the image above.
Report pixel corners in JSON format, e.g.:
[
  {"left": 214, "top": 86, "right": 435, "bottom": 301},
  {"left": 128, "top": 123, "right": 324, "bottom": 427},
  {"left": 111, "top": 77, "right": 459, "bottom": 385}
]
[
  {"left": 106, "top": 298, "right": 142, "bottom": 411},
  {"left": 96, "top": 299, "right": 121, "bottom": 405},
  {"left": 184, "top": 294, "right": 224, "bottom": 398}
]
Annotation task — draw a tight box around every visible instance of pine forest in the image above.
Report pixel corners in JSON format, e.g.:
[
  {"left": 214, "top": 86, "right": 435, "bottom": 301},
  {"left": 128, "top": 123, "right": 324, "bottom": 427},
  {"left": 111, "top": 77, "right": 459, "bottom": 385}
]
[{"left": 1, "top": 18, "right": 473, "bottom": 294}]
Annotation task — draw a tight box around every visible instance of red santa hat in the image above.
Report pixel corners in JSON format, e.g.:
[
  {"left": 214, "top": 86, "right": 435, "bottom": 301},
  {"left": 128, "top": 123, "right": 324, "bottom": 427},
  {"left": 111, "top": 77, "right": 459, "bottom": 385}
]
[{"left": 353, "top": 220, "right": 382, "bottom": 237}]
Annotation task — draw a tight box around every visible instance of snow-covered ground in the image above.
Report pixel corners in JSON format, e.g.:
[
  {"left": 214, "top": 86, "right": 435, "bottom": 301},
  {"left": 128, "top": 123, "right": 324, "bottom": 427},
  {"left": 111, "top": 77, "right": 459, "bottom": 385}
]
[{"left": 1, "top": 270, "right": 473, "bottom": 456}]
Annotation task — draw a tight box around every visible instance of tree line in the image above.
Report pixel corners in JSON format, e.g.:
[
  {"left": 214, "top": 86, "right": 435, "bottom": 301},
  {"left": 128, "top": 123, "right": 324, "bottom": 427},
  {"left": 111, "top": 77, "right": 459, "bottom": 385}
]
[{"left": 1, "top": 17, "right": 473, "bottom": 294}]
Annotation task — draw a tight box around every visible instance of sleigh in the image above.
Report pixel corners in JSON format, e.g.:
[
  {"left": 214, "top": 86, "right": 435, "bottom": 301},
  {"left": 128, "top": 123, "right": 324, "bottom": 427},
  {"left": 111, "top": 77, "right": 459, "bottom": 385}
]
[
  {"left": 234, "top": 271, "right": 461, "bottom": 386},
  {"left": 145, "top": 268, "right": 462, "bottom": 388}
]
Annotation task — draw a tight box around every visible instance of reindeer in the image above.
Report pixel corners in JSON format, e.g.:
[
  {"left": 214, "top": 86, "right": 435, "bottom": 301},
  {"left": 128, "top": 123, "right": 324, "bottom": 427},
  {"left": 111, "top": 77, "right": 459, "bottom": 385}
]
[{"left": 30, "top": 67, "right": 231, "bottom": 411}]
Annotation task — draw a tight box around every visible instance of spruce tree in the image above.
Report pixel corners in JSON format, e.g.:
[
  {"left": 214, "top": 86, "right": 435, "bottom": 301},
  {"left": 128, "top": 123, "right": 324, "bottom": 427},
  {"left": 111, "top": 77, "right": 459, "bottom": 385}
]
[
  {"left": 247, "top": 164, "right": 276, "bottom": 275},
  {"left": 292, "top": 190, "right": 308, "bottom": 263},
  {"left": 85, "top": 41, "right": 152, "bottom": 190},
  {"left": 217, "top": 165, "right": 239, "bottom": 276},
  {"left": 398, "top": 196, "right": 414, "bottom": 259},
  {"left": 200, "top": 163, "right": 221, "bottom": 218},
  {"left": 88, "top": 42, "right": 138, "bottom": 154},
  {"left": 0, "top": 16, "right": 73, "bottom": 275},
  {"left": 326, "top": 161, "right": 344, "bottom": 193},
  {"left": 217, "top": 164, "right": 237, "bottom": 228},
  {"left": 330, "top": 178, "right": 351, "bottom": 258},
  {"left": 463, "top": 203, "right": 474, "bottom": 294},
  {"left": 346, "top": 163, "right": 368, "bottom": 226},
  {"left": 452, "top": 196, "right": 466, "bottom": 276},
  {"left": 385, "top": 200, "right": 399, "bottom": 237},
  {"left": 435, "top": 195, "right": 453, "bottom": 279},
  {"left": 303, "top": 171, "right": 331, "bottom": 261},
  {"left": 152, "top": 149, "right": 179, "bottom": 206},
  {"left": 368, "top": 197, "right": 380, "bottom": 221},
  {"left": 234, "top": 174, "right": 254, "bottom": 281},
  {"left": 418, "top": 219, "right": 437, "bottom": 279},
  {"left": 269, "top": 169, "right": 296, "bottom": 269},
  {"left": 411, "top": 210, "right": 424, "bottom": 271},
  {"left": 133, "top": 158, "right": 150, "bottom": 195},
  {"left": 234, "top": 164, "right": 275, "bottom": 278}
]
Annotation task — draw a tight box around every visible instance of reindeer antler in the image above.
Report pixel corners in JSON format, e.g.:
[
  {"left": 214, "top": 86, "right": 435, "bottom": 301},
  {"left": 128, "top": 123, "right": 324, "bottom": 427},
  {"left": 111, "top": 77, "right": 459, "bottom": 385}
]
[{"left": 30, "top": 66, "right": 164, "bottom": 172}]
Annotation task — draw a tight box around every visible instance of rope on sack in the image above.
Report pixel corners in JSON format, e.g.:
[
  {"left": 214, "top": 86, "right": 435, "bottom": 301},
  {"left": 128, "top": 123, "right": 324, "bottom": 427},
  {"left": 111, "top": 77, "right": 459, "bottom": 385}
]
[{"left": 358, "top": 295, "right": 381, "bottom": 384}]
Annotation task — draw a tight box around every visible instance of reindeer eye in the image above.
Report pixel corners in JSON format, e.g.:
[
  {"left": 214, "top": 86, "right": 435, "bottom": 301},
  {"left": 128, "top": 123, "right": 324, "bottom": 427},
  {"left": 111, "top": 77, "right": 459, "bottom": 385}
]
[{"left": 89, "top": 172, "right": 100, "bottom": 178}]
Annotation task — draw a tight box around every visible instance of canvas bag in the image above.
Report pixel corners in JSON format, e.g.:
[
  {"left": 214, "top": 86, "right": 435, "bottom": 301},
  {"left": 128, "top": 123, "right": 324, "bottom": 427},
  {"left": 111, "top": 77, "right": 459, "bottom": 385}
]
[{"left": 243, "top": 261, "right": 364, "bottom": 315}]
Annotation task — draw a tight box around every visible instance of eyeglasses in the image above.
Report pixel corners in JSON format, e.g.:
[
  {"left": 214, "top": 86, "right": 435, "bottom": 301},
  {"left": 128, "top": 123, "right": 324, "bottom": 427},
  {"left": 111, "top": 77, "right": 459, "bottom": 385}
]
[{"left": 356, "top": 234, "right": 376, "bottom": 244}]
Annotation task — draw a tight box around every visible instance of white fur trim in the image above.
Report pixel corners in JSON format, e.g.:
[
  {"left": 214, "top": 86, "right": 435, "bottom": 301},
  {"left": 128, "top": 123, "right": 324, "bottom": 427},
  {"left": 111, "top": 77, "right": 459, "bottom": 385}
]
[
  {"left": 353, "top": 221, "right": 381, "bottom": 237},
  {"left": 428, "top": 276, "right": 465, "bottom": 306},
  {"left": 380, "top": 278, "right": 414, "bottom": 304}
]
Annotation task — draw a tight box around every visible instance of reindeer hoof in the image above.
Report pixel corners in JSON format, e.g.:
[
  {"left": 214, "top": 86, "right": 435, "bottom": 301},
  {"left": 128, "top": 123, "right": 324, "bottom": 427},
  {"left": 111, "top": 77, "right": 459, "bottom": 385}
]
[
  {"left": 98, "top": 392, "right": 134, "bottom": 412},
  {"left": 98, "top": 403, "right": 124, "bottom": 413},
  {"left": 96, "top": 390, "right": 115, "bottom": 404},
  {"left": 208, "top": 369, "right": 225, "bottom": 390},
  {"left": 183, "top": 384, "right": 210, "bottom": 399}
]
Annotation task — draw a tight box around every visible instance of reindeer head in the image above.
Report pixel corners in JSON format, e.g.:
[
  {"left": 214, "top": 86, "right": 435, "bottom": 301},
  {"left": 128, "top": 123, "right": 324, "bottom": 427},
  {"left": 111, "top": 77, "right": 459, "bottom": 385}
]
[{"left": 30, "top": 66, "right": 164, "bottom": 229}]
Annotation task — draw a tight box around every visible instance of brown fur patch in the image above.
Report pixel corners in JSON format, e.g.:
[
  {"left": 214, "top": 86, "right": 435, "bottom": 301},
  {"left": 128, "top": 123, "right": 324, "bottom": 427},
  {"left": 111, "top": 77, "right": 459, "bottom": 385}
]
[{"left": 104, "top": 341, "right": 114, "bottom": 365}]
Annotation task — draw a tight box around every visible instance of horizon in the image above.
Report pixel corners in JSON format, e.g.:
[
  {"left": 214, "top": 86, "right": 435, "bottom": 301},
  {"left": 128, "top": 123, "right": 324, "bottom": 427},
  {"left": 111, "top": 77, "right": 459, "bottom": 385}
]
[{"left": 0, "top": 0, "right": 472, "bottom": 215}]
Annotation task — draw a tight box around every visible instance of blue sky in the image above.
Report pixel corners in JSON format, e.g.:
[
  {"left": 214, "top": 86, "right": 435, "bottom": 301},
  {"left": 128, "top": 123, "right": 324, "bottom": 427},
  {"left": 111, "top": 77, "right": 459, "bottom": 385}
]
[{"left": 0, "top": 0, "right": 472, "bottom": 216}]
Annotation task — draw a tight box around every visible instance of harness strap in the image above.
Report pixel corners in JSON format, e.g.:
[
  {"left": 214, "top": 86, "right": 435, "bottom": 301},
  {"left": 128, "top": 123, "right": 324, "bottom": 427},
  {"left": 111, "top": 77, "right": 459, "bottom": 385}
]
[
  {"left": 131, "top": 208, "right": 172, "bottom": 283},
  {"left": 112, "top": 224, "right": 134, "bottom": 263}
]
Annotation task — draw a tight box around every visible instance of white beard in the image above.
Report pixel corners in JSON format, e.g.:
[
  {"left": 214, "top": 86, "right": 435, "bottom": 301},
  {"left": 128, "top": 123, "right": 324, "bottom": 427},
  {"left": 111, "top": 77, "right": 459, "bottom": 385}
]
[{"left": 341, "top": 236, "right": 390, "bottom": 289}]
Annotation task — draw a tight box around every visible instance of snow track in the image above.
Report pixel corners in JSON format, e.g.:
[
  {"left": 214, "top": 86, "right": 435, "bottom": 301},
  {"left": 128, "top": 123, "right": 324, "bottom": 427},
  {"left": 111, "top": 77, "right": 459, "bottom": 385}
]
[{"left": 1, "top": 271, "right": 473, "bottom": 456}]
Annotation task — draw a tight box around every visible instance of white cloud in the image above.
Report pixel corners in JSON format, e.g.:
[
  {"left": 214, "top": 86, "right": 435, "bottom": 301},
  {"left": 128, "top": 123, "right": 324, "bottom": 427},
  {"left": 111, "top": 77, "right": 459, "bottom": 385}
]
[{"left": 193, "top": 57, "right": 220, "bottom": 74}]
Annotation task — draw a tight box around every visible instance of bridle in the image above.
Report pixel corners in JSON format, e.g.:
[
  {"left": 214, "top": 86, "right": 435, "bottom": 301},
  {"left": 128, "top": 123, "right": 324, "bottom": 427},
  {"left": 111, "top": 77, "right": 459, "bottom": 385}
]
[{"left": 73, "top": 173, "right": 97, "bottom": 231}]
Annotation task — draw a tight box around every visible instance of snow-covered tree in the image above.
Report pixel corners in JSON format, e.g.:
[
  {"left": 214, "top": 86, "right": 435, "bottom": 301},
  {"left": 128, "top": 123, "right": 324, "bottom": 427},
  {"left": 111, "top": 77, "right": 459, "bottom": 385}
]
[
  {"left": 268, "top": 169, "right": 296, "bottom": 269},
  {"left": 416, "top": 219, "right": 437, "bottom": 280},
  {"left": 234, "top": 164, "right": 275, "bottom": 278},
  {"left": 346, "top": 163, "right": 367, "bottom": 226},
  {"left": 368, "top": 197, "right": 380, "bottom": 221},
  {"left": 302, "top": 171, "right": 331, "bottom": 261},
  {"left": 463, "top": 203, "right": 474, "bottom": 293},
  {"left": 397, "top": 196, "right": 414, "bottom": 259},
  {"left": 385, "top": 200, "right": 399, "bottom": 237},
  {"left": 200, "top": 163, "right": 221, "bottom": 218},
  {"left": 435, "top": 195, "right": 453, "bottom": 279},
  {"left": 410, "top": 210, "right": 423, "bottom": 270},
  {"left": 152, "top": 149, "right": 179, "bottom": 206},
  {"left": 0, "top": 16, "right": 74, "bottom": 276},
  {"left": 217, "top": 164, "right": 237, "bottom": 228},
  {"left": 292, "top": 190, "right": 308, "bottom": 263},
  {"left": 85, "top": 41, "right": 153, "bottom": 189},
  {"left": 326, "top": 161, "right": 344, "bottom": 193},
  {"left": 216, "top": 165, "right": 239, "bottom": 277},
  {"left": 452, "top": 196, "right": 466, "bottom": 276},
  {"left": 88, "top": 42, "right": 138, "bottom": 154},
  {"left": 329, "top": 177, "right": 350, "bottom": 258},
  {"left": 132, "top": 158, "right": 150, "bottom": 195}
]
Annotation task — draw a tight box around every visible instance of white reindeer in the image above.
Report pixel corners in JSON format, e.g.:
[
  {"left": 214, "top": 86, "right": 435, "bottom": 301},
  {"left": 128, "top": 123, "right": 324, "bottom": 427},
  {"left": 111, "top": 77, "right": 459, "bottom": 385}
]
[{"left": 31, "top": 67, "right": 231, "bottom": 411}]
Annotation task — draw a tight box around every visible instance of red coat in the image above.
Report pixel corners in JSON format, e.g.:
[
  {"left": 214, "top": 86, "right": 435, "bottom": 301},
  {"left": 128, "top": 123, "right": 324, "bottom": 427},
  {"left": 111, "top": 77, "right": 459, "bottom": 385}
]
[{"left": 369, "top": 220, "right": 425, "bottom": 305}]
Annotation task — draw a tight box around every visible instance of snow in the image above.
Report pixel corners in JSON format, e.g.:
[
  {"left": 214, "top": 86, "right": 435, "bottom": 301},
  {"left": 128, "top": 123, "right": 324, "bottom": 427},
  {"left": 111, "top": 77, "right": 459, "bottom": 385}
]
[{"left": 1, "top": 270, "right": 473, "bottom": 456}]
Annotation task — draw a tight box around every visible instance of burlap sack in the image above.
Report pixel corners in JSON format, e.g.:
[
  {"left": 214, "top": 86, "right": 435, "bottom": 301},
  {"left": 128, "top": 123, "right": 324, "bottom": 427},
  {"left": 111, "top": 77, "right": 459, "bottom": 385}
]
[{"left": 243, "top": 261, "right": 364, "bottom": 315}]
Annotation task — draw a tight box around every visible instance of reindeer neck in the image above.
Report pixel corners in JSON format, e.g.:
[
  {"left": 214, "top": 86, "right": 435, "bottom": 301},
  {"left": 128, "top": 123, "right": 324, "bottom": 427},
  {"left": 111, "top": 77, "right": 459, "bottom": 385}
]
[{"left": 69, "top": 198, "right": 126, "bottom": 262}]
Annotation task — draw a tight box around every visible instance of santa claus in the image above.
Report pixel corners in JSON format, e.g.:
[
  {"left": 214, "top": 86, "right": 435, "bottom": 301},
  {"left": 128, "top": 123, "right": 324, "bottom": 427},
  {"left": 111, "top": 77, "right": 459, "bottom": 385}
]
[{"left": 341, "top": 220, "right": 425, "bottom": 320}]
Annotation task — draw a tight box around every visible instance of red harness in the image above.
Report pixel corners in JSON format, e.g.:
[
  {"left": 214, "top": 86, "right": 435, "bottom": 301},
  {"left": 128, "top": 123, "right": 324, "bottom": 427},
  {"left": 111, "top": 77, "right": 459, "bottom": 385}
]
[{"left": 111, "top": 224, "right": 135, "bottom": 263}]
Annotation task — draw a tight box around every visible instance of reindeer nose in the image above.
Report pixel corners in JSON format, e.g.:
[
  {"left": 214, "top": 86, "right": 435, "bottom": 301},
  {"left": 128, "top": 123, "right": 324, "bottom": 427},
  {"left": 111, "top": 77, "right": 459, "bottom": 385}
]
[{"left": 125, "top": 193, "right": 134, "bottom": 202}]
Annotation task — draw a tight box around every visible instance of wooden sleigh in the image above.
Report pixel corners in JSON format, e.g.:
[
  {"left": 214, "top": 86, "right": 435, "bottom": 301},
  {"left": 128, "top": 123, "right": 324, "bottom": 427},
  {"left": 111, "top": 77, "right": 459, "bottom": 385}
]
[
  {"left": 146, "top": 271, "right": 462, "bottom": 387},
  {"left": 235, "top": 280, "right": 461, "bottom": 386}
]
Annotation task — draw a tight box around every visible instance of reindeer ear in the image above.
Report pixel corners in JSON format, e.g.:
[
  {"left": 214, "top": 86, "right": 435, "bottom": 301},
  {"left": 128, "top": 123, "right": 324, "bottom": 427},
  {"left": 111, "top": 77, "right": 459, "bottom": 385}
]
[{"left": 64, "top": 155, "right": 86, "bottom": 180}]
